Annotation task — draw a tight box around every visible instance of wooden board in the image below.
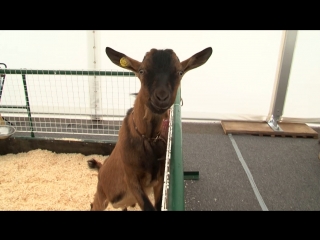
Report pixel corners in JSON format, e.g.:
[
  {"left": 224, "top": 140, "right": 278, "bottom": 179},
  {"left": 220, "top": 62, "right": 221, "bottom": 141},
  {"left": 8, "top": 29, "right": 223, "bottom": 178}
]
[
  {"left": 0, "top": 137, "right": 116, "bottom": 155},
  {"left": 221, "top": 121, "right": 318, "bottom": 139}
]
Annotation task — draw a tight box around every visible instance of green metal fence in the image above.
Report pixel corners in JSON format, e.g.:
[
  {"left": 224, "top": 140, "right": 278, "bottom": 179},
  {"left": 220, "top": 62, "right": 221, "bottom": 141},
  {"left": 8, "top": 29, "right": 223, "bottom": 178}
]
[{"left": 0, "top": 68, "right": 184, "bottom": 211}]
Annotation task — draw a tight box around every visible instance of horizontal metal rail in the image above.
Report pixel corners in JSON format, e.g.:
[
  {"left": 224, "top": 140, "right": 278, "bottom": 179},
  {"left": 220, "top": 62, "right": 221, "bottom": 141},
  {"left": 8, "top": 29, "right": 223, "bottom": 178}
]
[
  {"left": 0, "top": 105, "right": 27, "bottom": 109},
  {"left": 0, "top": 69, "right": 135, "bottom": 76}
]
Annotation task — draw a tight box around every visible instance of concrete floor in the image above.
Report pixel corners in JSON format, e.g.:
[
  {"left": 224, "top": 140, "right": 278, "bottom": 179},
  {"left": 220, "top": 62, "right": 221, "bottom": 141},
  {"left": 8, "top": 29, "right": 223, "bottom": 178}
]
[{"left": 182, "top": 122, "right": 320, "bottom": 211}]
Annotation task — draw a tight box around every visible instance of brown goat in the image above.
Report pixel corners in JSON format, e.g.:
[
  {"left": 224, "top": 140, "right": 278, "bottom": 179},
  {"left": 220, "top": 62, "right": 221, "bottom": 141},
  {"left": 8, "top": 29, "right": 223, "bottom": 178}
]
[{"left": 88, "top": 46, "right": 212, "bottom": 211}]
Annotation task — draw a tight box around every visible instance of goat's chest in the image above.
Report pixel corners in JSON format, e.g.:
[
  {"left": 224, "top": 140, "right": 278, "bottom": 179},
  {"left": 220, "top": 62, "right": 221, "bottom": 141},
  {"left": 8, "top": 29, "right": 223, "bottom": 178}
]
[
  {"left": 140, "top": 139, "right": 165, "bottom": 171},
  {"left": 127, "top": 134, "right": 167, "bottom": 164},
  {"left": 126, "top": 137, "right": 166, "bottom": 183}
]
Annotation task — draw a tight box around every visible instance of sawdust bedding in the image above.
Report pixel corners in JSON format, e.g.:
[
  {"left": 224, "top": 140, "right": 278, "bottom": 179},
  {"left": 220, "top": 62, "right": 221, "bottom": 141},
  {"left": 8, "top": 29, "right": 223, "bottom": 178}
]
[{"left": 0, "top": 149, "right": 153, "bottom": 211}]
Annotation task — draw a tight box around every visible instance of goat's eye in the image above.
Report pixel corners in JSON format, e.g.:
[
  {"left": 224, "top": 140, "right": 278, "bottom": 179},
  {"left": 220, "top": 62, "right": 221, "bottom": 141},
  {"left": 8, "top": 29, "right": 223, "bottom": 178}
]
[
  {"left": 178, "top": 71, "right": 184, "bottom": 76},
  {"left": 139, "top": 69, "right": 144, "bottom": 74}
]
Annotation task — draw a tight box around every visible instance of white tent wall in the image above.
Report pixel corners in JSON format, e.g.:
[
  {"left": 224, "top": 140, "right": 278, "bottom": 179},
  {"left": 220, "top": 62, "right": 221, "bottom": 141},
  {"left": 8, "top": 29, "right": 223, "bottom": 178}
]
[
  {"left": 0, "top": 30, "right": 89, "bottom": 69},
  {"left": 281, "top": 30, "right": 320, "bottom": 124},
  {"left": 99, "top": 30, "right": 283, "bottom": 121},
  {"left": 0, "top": 30, "right": 93, "bottom": 119},
  {"left": 0, "top": 30, "right": 319, "bottom": 124}
]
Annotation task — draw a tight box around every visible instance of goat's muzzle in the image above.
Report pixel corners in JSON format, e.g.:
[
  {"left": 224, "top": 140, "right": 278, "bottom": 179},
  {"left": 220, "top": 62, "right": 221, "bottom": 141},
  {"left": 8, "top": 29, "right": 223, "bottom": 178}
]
[
  {"left": 149, "top": 100, "right": 170, "bottom": 114},
  {"left": 149, "top": 89, "right": 172, "bottom": 114}
]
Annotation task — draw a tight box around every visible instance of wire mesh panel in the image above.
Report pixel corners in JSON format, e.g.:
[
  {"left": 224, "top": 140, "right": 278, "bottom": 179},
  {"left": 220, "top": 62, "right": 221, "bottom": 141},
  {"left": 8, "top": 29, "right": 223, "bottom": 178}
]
[
  {"left": 161, "top": 105, "right": 173, "bottom": 211},
  {"left": 0, "top": 69, "right": 139, "bottom": 139}
]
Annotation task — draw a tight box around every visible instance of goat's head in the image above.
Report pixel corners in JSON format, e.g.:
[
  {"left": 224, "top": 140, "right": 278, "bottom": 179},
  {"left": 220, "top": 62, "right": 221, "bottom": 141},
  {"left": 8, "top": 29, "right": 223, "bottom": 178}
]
[{"left": 106, "top": 47, "right": 212, "bottom": 114}]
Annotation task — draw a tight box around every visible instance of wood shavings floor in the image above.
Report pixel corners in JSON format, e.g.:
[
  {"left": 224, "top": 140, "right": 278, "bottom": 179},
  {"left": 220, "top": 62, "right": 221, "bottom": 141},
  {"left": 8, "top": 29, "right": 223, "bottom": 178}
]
[{"left": 0, "top": 149, "right": 152, "bottom": 211}]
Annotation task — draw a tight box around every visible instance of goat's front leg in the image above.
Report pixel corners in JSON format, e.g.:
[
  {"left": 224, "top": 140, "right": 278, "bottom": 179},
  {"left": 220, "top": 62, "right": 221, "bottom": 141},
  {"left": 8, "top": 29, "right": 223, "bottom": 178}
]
[
  {"left": 90, "top": 183, "right": 108, "bottom": 211},
  {"left": 153, "top": 179, "right": 164, "bottom": 211},
  {"left": 153, "top": 161, "right": 165, "bottom": 211},
  {"left": 124, "top": 167, "right": 155, "bottom": 211},
  {"left": 129, "top": 181, "right": 155, "bottom": 211}
]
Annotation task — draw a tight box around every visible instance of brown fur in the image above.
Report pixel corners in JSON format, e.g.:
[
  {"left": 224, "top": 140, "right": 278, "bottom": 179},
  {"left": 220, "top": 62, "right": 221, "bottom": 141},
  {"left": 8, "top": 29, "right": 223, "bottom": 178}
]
[{"left": 88, "top": 46, "right": 212, "bottom": 211}]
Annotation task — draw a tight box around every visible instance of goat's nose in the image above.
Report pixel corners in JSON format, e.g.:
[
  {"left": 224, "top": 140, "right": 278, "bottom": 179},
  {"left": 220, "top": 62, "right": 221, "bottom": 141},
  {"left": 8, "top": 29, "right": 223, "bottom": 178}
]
[{"left": 155, "top": 90, "right": 169, "bottom": 102}]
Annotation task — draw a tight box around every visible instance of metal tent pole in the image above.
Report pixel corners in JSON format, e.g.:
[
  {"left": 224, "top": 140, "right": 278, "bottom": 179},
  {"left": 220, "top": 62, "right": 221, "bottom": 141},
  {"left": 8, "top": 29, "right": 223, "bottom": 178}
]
[{"left": 267, "top": 30, "right": 298, "bottom": 131}]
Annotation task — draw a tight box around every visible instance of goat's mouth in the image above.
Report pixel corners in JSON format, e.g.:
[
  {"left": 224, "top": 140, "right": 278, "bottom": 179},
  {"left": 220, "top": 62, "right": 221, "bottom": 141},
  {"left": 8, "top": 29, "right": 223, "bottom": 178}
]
[{"left": 149, "top": 100, "right": 169, "bottom": 114}]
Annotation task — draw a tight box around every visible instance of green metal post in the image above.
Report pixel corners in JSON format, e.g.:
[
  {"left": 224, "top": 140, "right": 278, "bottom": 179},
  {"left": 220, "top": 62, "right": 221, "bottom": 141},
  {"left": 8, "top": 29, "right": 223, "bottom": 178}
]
[
  {"left": 168, "top": 87, "right": 184, "bottom": 210},
  {"left": 22, "top": 74, "right": 35, "bottom": 137}
]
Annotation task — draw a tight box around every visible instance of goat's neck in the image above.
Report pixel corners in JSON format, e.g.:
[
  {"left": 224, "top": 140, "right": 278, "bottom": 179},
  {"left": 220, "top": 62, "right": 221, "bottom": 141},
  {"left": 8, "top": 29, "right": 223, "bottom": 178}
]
[{"left": 132, "top": 97, "right": 165, "bottom": 138}]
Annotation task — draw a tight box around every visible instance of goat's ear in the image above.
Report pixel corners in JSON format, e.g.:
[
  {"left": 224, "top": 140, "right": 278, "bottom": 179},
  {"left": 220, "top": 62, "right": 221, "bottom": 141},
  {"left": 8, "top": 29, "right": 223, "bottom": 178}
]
[
  {"left": 105, "top": 47, "right": 141, "bottom": 73},
  {"left": 180, "top": 47, "right": 212, "bottom": 73}
]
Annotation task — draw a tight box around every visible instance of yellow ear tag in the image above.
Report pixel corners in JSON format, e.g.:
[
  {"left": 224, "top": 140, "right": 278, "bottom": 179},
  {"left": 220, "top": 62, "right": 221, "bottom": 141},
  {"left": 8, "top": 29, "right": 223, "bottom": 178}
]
[{"left": 120, "top": 57, "right": 128, "bottom": 67}]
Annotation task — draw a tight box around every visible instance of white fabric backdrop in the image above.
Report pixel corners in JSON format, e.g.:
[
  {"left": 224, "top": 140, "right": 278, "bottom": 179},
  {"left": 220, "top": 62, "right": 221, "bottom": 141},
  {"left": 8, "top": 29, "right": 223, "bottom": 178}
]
[{"left": 0, "top": 30, "right": 319, "bottom": 123}]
